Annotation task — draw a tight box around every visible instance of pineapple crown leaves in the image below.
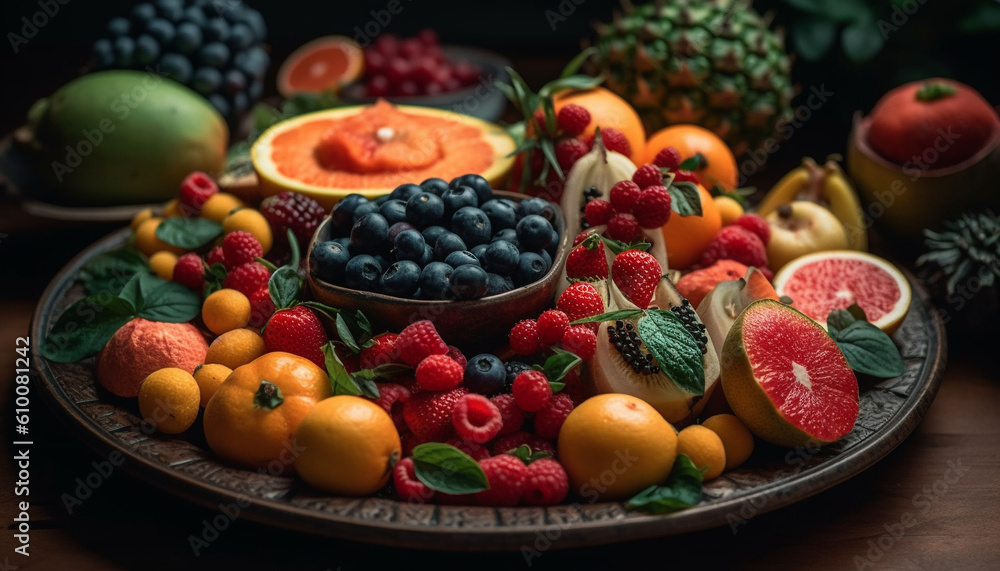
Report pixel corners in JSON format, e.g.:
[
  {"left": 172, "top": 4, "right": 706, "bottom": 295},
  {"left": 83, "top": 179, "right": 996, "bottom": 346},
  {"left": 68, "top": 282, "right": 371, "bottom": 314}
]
[{"left": 917, "top": 210, "right": 1000, "bottom": 295}]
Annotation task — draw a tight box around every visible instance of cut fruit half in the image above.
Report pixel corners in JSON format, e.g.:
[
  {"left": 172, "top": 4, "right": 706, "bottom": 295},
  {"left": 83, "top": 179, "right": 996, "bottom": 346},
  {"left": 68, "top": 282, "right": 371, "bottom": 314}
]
[
  {"left": 277, "top": 36, "right": 364, "bottom": 98},
  {"left": 772, "top": 250, "right": 911, "bottom": 334}
]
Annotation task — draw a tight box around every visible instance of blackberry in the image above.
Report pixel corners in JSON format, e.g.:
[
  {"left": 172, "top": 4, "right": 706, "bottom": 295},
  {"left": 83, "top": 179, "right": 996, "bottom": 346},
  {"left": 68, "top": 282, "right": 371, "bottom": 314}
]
[
  {"left": 503, "top": 361, "right": 533, "bottom": 392},
  {"left": 580, "top": 186, "right": 603, "bottom": 230},
  {"left": 670, "top": 300, "right": 709, "bottom": 355}
]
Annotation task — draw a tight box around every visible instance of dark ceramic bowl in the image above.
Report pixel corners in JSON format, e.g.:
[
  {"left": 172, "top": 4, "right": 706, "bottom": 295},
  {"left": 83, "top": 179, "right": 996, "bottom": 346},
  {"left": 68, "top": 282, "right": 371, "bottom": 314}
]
[{"left": 306, "top": 190, "right": 567, "bottom": 352}]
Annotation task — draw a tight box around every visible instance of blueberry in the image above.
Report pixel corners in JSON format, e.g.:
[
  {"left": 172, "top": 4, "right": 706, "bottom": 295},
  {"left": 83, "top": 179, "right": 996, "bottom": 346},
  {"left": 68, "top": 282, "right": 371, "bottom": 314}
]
[
  {"left": 513, "top": 251, "right": 549, "bottom": 286},
  {"left": 107, "top": 17, "right": 131, "bottom": 37},
  {"left": 91, "top": 39, "right": 114, "bottom": 69},
  {"left": 449, "top": 264, "right": 489, "bottom": 300},
  {"left": 344, "top": 255, "right": 382, "bottom": 292},
  {"left": 310, "top": 240, "right": 351, "bottom": 284},
  {"left": 200, "top": 42, "right": 230, "bottom": 67},
  {"left": 243, "top": 10, "right": 267, "bottom": 41},
  {"left": 539, "top": 249, "right": 552, "bottom": 270},
  {"left": 182, "top": 5, "right": 206, "bottom": 26},
  {"left": 451, "top": 206, "right": 492, "bottom": 247},
  {"left": 174, "top": 22, "right": 202, "bottom": 54},
  {"left": 155, "top": 0, "right": 183, "bottom": 20},
  {"left": 352, "top": 201, "right": 379, "bottom": 222},
  {"left": 390, "top": 183, "right": 423, "bottom": 202},
  {"left": 379, "top": 199, "right": 408, "bottom": 226},
  {"left": 205, "top": 18, "right": 230, "bottom": 42},
  {"left": 486, "top": 272, "right": 514, "bottom": 296},
  {"left": 504, "top": 361, "right": 533, "bottom": 391},
  {"left": 146, "top": 19, "right": 175, "bottom": 45},
  {"left": 223, "top": 69, "right": 247, "bottom": 94},
  {"left": 500, "top": 198, "right": 519, "bottom": 211},
  {"left": 372, "top": 254, "right": 391, "bottom": 271},
  {"left": 545, "top": 229, "right": 561, "bottom": 258},
  {"left": 444, "top": 250, "right": 480, "bottom": 268},
  {"left": 333, "top": 236, "right": 352, "bottom": 249},
  {"left": 208, "top": 94, "right": 230, "bottom": 117},
  {"left": 441, "top": 186, "right": 478, "bottom": 216},
  {"left": 483, "top": 240, "right": 519, "bottom": 276},
  {"left": 113, "top": 36, "right": 135, "bottom": 67},
  {"left": 392, "top": 229, "right": 425, "bottom": 263},
  {"left": 470, "top": 243, "right": 489, "bottom": 265},
  {"left": 516, "top": 215, "right": 554, "bottom": 252},
  {"left": 379, "top": 261, "right": 421, "bottom": 297},
  {"left": 405, "top": 192, "right": 445, "bottom": 229},
  {"left": 228, "top": 23, "right": 254, "bottom": 50},
  {"left": 236, "top": 46, "right": 269, "bottom": 78},
  {"left": 373, "top": 194, "right": 390, "bottom": 206},
  {"left": 517, "top": 197, "right": 558, "bottom": 223},
  {"left": 433, "top": 232, "right": 466, "bottom": 262},
  {"left": 421, "top": 225, "right": 448, "bottom": 245},
  {"left": 134, "top": 35, "right": 161, "bottom": 65},
  {"left": 491, "top": 228, "right": 518, "bottom": 246},
  {"left": 480, "top": 199, "right": 516, "bottom": 231},
  {"left": 450, "top": 174, "right": 493, "bottom": 204},
  {"left": 387, "top": 221, "right": 416, "bottom": 242},
  {"left": 157, "top": 53, "right": 192, "bottom": 83},
  {"left": 132, "top": 3, "right": 157, "bottom": 22},
  {"left": 331, "top": 194, "right": 368, "bottom": 234},
  {"left": 192, "top": 67, "right": 223, "bottom": 94},
  {"left": 419, "top": 244, "right": 434, "bottom": 266},
  {"left": 419, "top": 262, "right": 454, "bottom": 300},
  {"left": 350, "top": 213, "right": 389, "bottom": 254},
  {"left": 420, "top": 177, "right": 450, "bottom": 196},
  {"left": 464, "top": 353, "right": 506, "bottom": 396}
]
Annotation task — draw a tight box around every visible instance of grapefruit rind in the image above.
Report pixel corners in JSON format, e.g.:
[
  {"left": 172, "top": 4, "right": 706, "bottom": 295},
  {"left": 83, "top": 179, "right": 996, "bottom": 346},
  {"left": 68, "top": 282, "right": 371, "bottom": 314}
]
[{"left": 276, "top": 36, "right": 364, "bottom": 99}]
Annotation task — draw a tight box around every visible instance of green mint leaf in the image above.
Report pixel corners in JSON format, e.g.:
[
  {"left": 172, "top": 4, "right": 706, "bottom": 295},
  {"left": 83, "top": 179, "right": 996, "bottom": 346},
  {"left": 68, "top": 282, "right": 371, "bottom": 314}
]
[
  {"left": 548, "top": 381, "right": 566, "bottom": 393},
  {"left": 826, "top": 309, "right": 857, "bottom": 338},
  {"left": 834, "top": 321, "right": 905, "bottom": 378},
  {"left": 287, "top": 229, "right": 301, "bottom": 268},
  {"left": 268, "top": 266, "right": 300, "bottom": 310},
  {"left": 505, "top": 444, "right": 551, "bottom": 465},
  {"left": 322, "top": 342, "right": 362, "bottom": 397},
  {"left": 602, "top": 236, "right": 651, "bottom": 255},
  {"left": 349, "top": 370, "right": 381, "bottom": 399},
  {"left": 203, "top": 262, "right": 227, "bottom": 297},
  {"left": 542, "top": 348, "right": 582, "bottom": 384},
  {"left": 79, "top": 248, "right": 149, "bottom": 294},
  {"left": 626, "top": 454, "right": 704, "bottom": 514},
  {"left": 354, "top": 310, "right": 374, "bottom": 347},
  {"left": 678, "top": 153, "right": 706, "bottom": 172},
  {"left": 668, "top": 181, "right": 704, "bottom": 217},
  {"left": 134, "top": 274, "right": 202, "bottom": 323},
  {"left": 155, "top": 217, "right": 223, "bottom": 249},
  {"left": 369, "top": 363, "right": 414, "bottom": 381},
  {"left": 412, "top": 443, "right": 489, "bottom": 495},
  {"left": 638, "top": 310, "right": 705, "bottom": 395},
  {"left": 570, "top": 309, "right": 644, "bottom": 325},
  {"left": 117, "top": 273, "right": 144, "bottom": 312},
  {"left": 41, "top": 295, "right": 135, "bottom": 363},
  {"left": 336, "top": 313, "right": 361, "bottom": 354}
]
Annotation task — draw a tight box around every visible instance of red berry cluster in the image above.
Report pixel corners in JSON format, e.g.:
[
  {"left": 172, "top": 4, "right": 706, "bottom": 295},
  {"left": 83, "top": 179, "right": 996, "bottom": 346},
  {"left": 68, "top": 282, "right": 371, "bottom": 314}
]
[
  {"left": 362, "top": 30, "right": 481, "bottom": 97},
  {"left": 698, "top": 213, "right": 771, "bottom": 272},
  {"left": 653, "top": 145, "right": 700, "bottom": 185},
  {"left": 588, "top": 164, "right": 673, "bottom": 243},
  {"left": 508, "top": 309, "right": 597, "bottom": 361}
]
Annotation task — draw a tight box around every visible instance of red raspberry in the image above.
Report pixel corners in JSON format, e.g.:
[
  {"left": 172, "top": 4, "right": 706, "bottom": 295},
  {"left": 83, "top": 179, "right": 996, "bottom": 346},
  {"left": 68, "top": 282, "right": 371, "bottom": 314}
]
[
  {"left": 359, "top": 333, "right": 400, "bottom": 369},
  {"left": 452, "top": 394, "right": 503, "bottom": 444},
  {"left": 248, "top": 287, "right": 275, "bottom": 329},
  {"left": 605, "top": 212, "right": 641, "bottom": 242},
  {"left": 534, "top": 393, "right": 575, "bottom": 439},
  {"left": 733, "top": 213, "right": 771, "bottom": 246},
  {"left": 490, "top": 393, "right": 525, "bottom": 436},
  {"left": 599, "top": 128, "right": 632, "bottom": 157},
  {"left": 259, "top": 191, "right": 327, "bottom": 251},
  {"left": 609, "top": 180, "right": 641, "bottom": 213},
  {"left": 522, "top": 458, "right": 569, "bottom": 506},
  {"left": 536, "top": 310, "right": 570, "bottom": 346},
  {"left": 632, "top": 164, "right": 663, "bottom": 189},
  {"left": 400, "top": 431, "right": 423, "bottom": 457},
  {"left": 179, "top": 171, "right": 218, "bottom": 212},
  {"left": 673, "top": 170, "right": 700, "bottom": 184},
  {"left": 172, "top": 253, "right": 205, "bottom": 291},
  {"left": 415, "top": 354, "right": 464, "bottom": 391},
  {"left": 561, "top": 325, "right": 597, "bottom": 360},
  {"left": 561, "top": 368, "right": 586, "bottom": 405},
  {"left": 205, "top": 246, "right": 226, "bottom": 268},
  {"left": 445, "top": 438, "right": 491, "bottom": 461},
  {"left": 509, "top": 319, "right": 541, "bottom": 356},
  {"left": 699, "top": 226, "right": 768, "bottom": 268},
  {"left": 372, "top": 382, "right": 411, "bottom": 433},
  {"left": 222, "top": 230, "right": 263, "bottom": 269},
  {"left": 402, "top": 386, "right": 469, "bottom": 442},
  {"left": 653, "top": 146, "right": 683, "bottom": 170},
  {"left": 446, "top": 345, "right": 467, "bottom": 369},
  {"left": 222, "top": 262, "right": 271, "bottom": 297},
  {"left": 556, "top": 282, "right": 605, "bottom": 332},
  {"left": 554, "top": 138, "right": 590, "bottom": 171},
  {"left": 393, "top": 457, "right": 435, "bottom": 503},
  {"left": 512, "top": 370, "right": 552, "bottom": 412},
  {"left": 584, "top": 199, "right": 614, "bottom": 227},
  {"left": 491, "top": 431, "right": 557, "bottom": 457},
  {"left": 396, "top": 320, "right": 449, "bottom": 366},
  {"left": 475, "top": 455, "right": 527, "bottom": 507},
  {"left": 556, "top": 103, "right": 591, "bottom": 137},
  {"left": 635, "top": 186, "right": 672, "bottom": 228}
]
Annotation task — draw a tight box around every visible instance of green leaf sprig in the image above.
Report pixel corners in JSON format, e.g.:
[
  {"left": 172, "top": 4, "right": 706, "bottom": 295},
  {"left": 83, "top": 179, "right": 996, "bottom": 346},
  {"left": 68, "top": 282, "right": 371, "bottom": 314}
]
[
  {"left": 626, "top": 454, "right": 704, "bottom": 514},
  {"left": 827, "top": 304, "right": 905, "bottom": 378},
  {"left": 411, "top": 443, "right": 489, "bottom": 495}
]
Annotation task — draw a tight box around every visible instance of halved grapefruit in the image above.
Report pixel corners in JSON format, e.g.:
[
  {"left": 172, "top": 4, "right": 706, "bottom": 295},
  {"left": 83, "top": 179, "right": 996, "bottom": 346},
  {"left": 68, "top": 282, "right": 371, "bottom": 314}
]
[
  {"left": 721, "top": 299, "right": 860, "bottom": 448},
  {"left": 772, "top": 250, "right": 911, "bottom": 334},
  {"left": 277, "top": 36, "right": 364, "bottom": 98},
  {"left": 251, "top": 100, "right": 516, "bottom": 208}
]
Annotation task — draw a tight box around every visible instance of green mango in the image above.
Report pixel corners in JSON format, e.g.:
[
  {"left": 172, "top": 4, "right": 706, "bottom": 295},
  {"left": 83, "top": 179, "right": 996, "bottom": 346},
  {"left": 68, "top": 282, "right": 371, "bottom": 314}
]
[{"left": 19, "top": 70, "right": 228, "bottom": 206}]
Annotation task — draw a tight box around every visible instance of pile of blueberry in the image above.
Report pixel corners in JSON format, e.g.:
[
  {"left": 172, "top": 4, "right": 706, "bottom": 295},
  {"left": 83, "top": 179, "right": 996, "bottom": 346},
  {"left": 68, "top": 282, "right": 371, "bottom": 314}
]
[{"left": 311, "top": 174, "right": 561, "bottom": 301}]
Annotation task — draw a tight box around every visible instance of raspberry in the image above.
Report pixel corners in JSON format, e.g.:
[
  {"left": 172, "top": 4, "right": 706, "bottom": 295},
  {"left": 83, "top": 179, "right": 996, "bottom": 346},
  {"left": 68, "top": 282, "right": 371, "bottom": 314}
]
[
  {"left": 401, "top": 431, "right": 423, "bottom": 457},
  {"left": 599, "top": 128, "right": 632, "bottom": 157},
  {"left": 509, "top": 319, "right": 541, "bottom": 356},
  {"left": 445, "top": 438, "right": 491, "bottom": 461},
  {"left": 179, "top": 171, "right": 218, "bottom": 212},
  {"left": 522, "top": 458, "right": 570, "bottom": 506},
  {"left": 561, "top": 368, "right": 586, "bottom": 405},
  {"left": 699, "top": 226, "right": 768, "bottom": 268},
  {"left": 605, "top": 212, "right": 641, "bottom": 242},
  {"left": 372, "top": 382, "right": 411, "bottom": 433},
  {"left": 632, "top": 164, "right": 663, "bottom": 189},
  {"left": 536, "top": 310, "right": 570, "bottom": 346},
  {"left": 673, "top": 170, "right": 700, "bottom": 184},
  {"left": 222, "top": 230, "right": 263, "bottom": 268},
  {"left": 609, "top": 180, "right": 641, "bottom": 213},
  {"left": 653, "top": 146, "right": 683, "bottom": 170},
  {"left": 634, "top": 186, "right": 672, "bottom": 228},
  {"left": 259, "top": 191, "right": 327, "bottom": 250},
  {"left": 584, "top": 199, "right": 614, "bottom": 227},
  {"left": 205, "top": 246, "right": 226, "bottom": 268},
  {"left": 248, "top": 287, "right": 275, "bottom": 329},
  {"left": 221, "top": 262, "right": 271, "bottom": 297},
  {"left": 172, "top": 253, "right": 204, "bottom": 291},
  {"left": 512, "top": 370, "right": 552, "bottom": 412},
  {"left": 733, "top": 213, "right": 771, "bottom": 246},
  {"left": 452, "top": 394, "right": 503, "bottom": 444},
  {"left": 475, "top": 455, "right": 527, "bottom": 507},
  {"left": 554, "top": 137, "right": 590, "bottom": 171},
  {"left": 561, "top": 325, "right": 597, "bottom": 360},
  {"left": 446, "top": 345, "right": 467, "bottom": 370},
  {"left": 490, "top": 393, "right": 525, "bottom": 436},
  {"left": 393, "top": 457, "right": 435, "bottom": 503},
  {"left": 415, "top": 354, "right": 464, "bottom": 391},
  {"left": 556, "top": 103, "right": 591, "bottom": 137},
  {"left": 534, "top": 393, "right": 575, "bottom": 439},
  {"left": 359, "top": 333, "right": 400, "bottom": 369},
  {"left": 403, "top": 387, "right": 469, "bottom": 441},
  {"left": 491, "top": 431, "right": 557, "bottom": 458},
  {"left": 396, "top": 320, "right": 449, "bottom": 366},
  {"left": 557, "top": 282, "right": 605, "bottom": 331}
]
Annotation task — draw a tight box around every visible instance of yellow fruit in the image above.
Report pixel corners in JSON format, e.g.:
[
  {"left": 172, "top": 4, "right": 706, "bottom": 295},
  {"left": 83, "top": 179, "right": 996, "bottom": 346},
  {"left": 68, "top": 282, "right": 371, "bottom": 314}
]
[
  {"left": 148, "top": 251, "right": 179, "bottom": 281},
  {"left": 134, "top": 218, "right": 184, "bottom": 256},
  {"left": 714, "top": 195, "right": 745, "bottom": 226},
  {"left": 223, "top": 208, "right": 273, "bottom": 255},
  {"left": 294, "top": 396, "right": 401, "bottom": 495},
  {"left": 163, "top": 198, "right": 182, "bottom": 217},
  {"left": 205, "top": 328, "right": 266, "bottom": 369},
  {"left": 202, "top": 288, "right": 251, "bottom": 335},
  {"left": 193, "top": 363, "right": 232, "bottom": 407},
  {"left": 138, "top": 367, "right": 201, "bottom": 434},
  {"left": 558, "top": 393, "right": 677, "bottom": 501},
  {"left": 200, "top": 192, "right": 245, "bottom": 223},
  {"left": 701, "top": 414, "right": 754, "bottom": 471},
  {"left": 676, "top": 425, "right": 726, "bottom": 481},
  {"left": 130, "top": 207, "right": 154, "bottom": 231}
]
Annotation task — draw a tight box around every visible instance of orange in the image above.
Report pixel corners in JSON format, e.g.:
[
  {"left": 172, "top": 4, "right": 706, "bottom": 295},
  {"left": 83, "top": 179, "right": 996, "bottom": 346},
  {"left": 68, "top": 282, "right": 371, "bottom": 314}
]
[
  {"left": 193, "top": 363, "right": 232, "bottom": 408},
  {"left": 554, "top": 87, "right": 645, "bottom": 163},
  {"left": 148, "top": 250, "right": 179, "bottom": 281},
  {"left": 701, "top": 414, "right": 755, "bottom": 471},
  {"left": 200, "top": 192, "right": 245, "bottom": 223},
  {"left": 202, "top": 288, "right": 251, "bottom": 335},
  {"left": 134, "top": 217, "right": 185, "bottom": 256},
  {"left": 222, "top": 208, "right": 273, "bottom": 255},
  {"left": 203, "top": 352, "right": 333, "bottom": 473},
  {"left": 676, "top": 425, "right": 726, "bottom": 481},
  {"left": 294, "top": 396, "right": 401, "bottom": 496},
  {"left": 644, "top": 125, "right": 738, "bottom": 190},
  {"left": 204, "top": 328, "right": 266, "bottom": 370},
  {"left": 138, "top": 367, "right": 201, "bottom": 434},
  {"left": 558, "top": 393, "right": 677, "bottom": 501},
  {"left": 277, "top": 36, "right": 364, "bottom": 98},
  {"left": 130, "top": 207, "right": 154, "bottom": 231},
  {"left": 661, "top": 183, "right": 722, "bottom": 269}
]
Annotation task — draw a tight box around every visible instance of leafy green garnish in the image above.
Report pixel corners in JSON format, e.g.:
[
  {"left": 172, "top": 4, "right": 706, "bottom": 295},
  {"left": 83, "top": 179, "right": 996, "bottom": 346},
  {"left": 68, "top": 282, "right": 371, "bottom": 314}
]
[
  {"left": 638, "top": 310, "right": 705, "bottom": 395},
  {"left": 827, "top": 305, "right": 905, "bottom": 378},
  {"left": 626, "top": 454, "right": 704, "bottom": 514},
  {"left": 155, "top": 217, "right": 223, "bottom": 249},
  {"left": 412, "top": 443, "right": 489, "bottom": 495}
]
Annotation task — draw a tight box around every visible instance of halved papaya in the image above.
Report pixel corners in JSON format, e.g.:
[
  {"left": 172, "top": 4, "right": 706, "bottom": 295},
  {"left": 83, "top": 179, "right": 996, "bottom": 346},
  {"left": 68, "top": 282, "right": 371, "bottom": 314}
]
[{"left": 251, "top": 100, "right": 516, "bottom": 208}]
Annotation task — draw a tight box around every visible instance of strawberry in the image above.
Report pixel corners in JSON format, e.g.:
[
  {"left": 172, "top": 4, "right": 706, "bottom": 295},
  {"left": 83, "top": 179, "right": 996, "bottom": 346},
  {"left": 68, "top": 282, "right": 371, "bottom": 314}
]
[
  {"left": 262, "top": 306, "right": 328, "bottom": 368},
  {"left": 611, "top": 250, "right": 662, "bottom": 309},
  {"left": 359, "top": 332, "right": 400, "bottom": 369},
  {"left": 396, "top": 320, "right": 449, "bottom": 366},
  {"left": 556, "top": 282, "right": 605, "bottom": 331},
  {"left": 565, "top": 233, "right": 608, "bottom": 281},
  {"left": 402, "top": 386, "right": 469, "bottom": 442}
]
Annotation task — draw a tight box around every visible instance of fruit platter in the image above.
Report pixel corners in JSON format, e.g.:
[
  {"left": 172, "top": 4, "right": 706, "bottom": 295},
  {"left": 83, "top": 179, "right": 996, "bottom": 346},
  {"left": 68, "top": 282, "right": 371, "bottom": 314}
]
[{"left": 20, "top": 0, "right": 989, "bottom": 554}]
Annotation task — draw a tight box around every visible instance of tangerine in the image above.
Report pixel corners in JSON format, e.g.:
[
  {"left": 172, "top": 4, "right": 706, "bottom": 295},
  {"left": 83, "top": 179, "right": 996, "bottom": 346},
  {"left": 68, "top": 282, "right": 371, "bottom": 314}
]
[
  {"left": 138, "top": 367, "right": 201, "bottom": 434},
  {"left": 554, "top": 87, "right": 646, "bottom": 163},
  {"left": 644, "top": 125, "right": 738, "bottom": 190},
  {"left": 205, "top": 328, "right": 266, "bottom": 369},
  {"left": 676, "top": 425, "right": 726, "bottom": 481},
  {"left": 660, "top": 184, "right": 722, "bottom": 270},
  {"left": 202, "top": 288, "right": 251, "bottom": 335}
]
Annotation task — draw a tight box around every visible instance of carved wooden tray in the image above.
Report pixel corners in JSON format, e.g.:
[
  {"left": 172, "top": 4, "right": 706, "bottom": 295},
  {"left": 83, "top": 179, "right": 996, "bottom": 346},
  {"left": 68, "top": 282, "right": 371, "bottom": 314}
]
[{"left": 31, "top": 228, "right": 947, "bottom": 551}]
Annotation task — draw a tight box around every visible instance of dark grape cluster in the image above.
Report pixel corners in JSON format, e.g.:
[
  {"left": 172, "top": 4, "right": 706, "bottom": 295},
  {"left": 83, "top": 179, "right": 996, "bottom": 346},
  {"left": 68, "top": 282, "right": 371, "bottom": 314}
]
[
  {"left": 670, "top": 299, "right": 709, "bottom": 355},
  {"left": 90, "top": 0, "right": 268, "bottom": 121},
  {"left": 608, "top": 320, "right": 661, "bottom": 375},
  {"left": 361, "top": 29, "right": 482, "bottom": 97}
]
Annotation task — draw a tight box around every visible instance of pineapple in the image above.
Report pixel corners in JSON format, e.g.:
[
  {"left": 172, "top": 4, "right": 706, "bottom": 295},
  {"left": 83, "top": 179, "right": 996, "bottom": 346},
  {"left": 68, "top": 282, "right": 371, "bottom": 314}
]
[
  {"left": 917, "top": 211, "right": 1000, "bottom": 297},
  {"left": 589, "top": 0, "right": 795, "bottom": 156}
]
